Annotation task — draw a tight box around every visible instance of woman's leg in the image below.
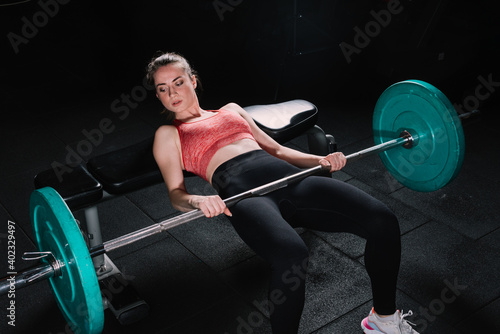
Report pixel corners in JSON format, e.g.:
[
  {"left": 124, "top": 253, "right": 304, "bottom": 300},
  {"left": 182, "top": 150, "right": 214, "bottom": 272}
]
[
  {"left": 228, "top": 196, "right": 309, "bottom": 334},
  {"left": 212, "top": 151, "right": 400, "bottom": 327},
  {"left": 276, "top": 176, "right": 401, "bottom": 315}
]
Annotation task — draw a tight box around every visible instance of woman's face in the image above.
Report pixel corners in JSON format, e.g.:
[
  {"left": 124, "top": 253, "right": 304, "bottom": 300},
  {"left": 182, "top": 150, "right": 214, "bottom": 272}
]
[{"left": 154, "top": 63, "right": 197, "bottom": 113}]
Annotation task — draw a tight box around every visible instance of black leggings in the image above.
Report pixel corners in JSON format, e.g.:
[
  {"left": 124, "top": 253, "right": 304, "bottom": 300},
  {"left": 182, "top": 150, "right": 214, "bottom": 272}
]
[{"left": 212, "top": 150, "right": 401, "bottom": 334}]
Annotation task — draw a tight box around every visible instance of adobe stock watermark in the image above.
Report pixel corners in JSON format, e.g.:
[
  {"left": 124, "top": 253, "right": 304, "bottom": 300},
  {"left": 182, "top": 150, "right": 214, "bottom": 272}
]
[
  {"left": 224, "top": 241, "right": 334, "bottom": 334},
  {"left": 7, "top": 0, "right": 71, "bottom": 54},
  {"left": 339, "top": 0, "right": 403, "bottom": 64},
  {"left": 412, "top": 277, "right": 468, "bottom": 332},
  {"left": 224, "top": 260, "right": 309, "bottom": 334},
  {"left": 50, "top": 77, "right": 155, "bottom": 182},
  {"left": 454, "top": 73, "right": 499, "bottom": 116},
  {"left": 213, "top": 0, "right": 243, "bottom": 21}
]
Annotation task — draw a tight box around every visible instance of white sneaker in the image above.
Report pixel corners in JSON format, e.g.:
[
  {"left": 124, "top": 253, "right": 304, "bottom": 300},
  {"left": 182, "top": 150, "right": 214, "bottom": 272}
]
[{"left": 361, "top": 307, "right": 419, "bottom": 333}]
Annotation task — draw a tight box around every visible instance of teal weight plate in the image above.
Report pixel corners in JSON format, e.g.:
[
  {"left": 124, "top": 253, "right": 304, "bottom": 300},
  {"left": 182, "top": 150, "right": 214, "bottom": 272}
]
[
  {"left": 30, "top": 187, "right": 104, "bottom": 334},
  {"left": 373, "top": 80, "right": 465, "bottom": 192}
]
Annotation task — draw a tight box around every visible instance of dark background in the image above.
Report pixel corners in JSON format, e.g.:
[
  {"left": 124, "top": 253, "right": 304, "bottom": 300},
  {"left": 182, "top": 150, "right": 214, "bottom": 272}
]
[{"left": 1, "top": 0, "right": 499, "bottom": 118}]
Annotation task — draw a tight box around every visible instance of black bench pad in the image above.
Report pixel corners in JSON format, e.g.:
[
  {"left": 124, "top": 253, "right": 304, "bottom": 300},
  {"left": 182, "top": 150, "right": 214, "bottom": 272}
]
[
  {"left": 86, "top": 137, "right": 162, "bottom": 195},
  {"left": 34, "top": 164, "right": 103, "bottom": 210}
]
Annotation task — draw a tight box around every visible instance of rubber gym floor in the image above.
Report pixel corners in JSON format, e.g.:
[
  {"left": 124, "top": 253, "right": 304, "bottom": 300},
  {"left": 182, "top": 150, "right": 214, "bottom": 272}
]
[{"left": 1, "top": 1, "right": 499, "bottom": 333}]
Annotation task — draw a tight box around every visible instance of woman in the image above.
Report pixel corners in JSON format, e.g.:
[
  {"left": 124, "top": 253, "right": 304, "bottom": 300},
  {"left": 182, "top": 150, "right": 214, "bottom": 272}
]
[{"left": 148, "top": 52, "right": 418, "bottom": 334}]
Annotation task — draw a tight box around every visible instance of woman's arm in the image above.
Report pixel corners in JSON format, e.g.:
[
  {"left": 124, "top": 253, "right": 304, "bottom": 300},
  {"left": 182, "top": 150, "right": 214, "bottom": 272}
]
[
  {"left": 220, "top": 103, "right": 346, "bottom": 172},
  {"left": 153, "top": 125, "right": 231, "bottom": 217}
]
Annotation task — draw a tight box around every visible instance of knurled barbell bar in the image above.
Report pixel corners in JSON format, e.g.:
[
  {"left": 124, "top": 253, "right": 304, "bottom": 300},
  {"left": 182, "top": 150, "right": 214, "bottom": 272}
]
[{"left": 0, "top": 80, "right": 479, "bottom": 334}]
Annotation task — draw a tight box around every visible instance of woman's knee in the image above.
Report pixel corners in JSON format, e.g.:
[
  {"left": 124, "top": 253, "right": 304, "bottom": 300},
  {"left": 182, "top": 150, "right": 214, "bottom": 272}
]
[
  {"left": 280, "top": 237, "right": 309, "bottom": 260},
  {"left": 370, "top": 205, "right": 400, "bottom": 240},
  {"left": 270, "top": 237, "right": 309, "bottom": 273}
]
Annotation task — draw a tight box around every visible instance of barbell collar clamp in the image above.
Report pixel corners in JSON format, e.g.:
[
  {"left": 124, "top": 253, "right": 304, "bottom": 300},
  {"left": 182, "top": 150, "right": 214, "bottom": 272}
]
[
  {"left": 400, "top": 130, "right": 414, "bottom": 149},
  {"left": 23, "top": 251, "right": 63, "bottom": 278}
]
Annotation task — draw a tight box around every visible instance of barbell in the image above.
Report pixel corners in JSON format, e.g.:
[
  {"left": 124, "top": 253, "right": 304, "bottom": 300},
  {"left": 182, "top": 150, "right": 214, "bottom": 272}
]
[{"left": 0, "top": 80, "right": 477, "bottom": 334}]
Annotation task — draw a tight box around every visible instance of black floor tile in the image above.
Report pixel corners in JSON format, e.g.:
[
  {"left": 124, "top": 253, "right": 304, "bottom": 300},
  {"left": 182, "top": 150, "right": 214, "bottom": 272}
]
[
  {"left": 398, "top": 221, "right": 500, "bottom": 329},
  {"left": 457, "top": 296, "right": 500, "bottom": 333},
  {"left": 73, "top": 195, "right": 169, "bottom": 261},
  {"left": 454, "top": 228, "right": 500, "bottom": 333},
  {"left": 391, "top": 172, "right": 500, "bottom": 240},
  {"left": 167, "top": 214, "right": 256, "bottom": 272},
  {"left": 218, "top": 255, "right": 273, "bottom": 315},
  {"left": 124, "top": 183, "right": 175, "bottom": 222},
  {"left": 162, "top": 297, "right": 273, "bottom": 334},
  {"left": 101, "top": 234, "right": 236, "bottom": 334},
  {"left": 299, "top": 232, "right": 373, "bottom": 333},
  {"left": 313, "top": 229, "right": 366, "bottom": 260},
  {"left": 0, "top": 280, "right": 69, "bottom": 334}
]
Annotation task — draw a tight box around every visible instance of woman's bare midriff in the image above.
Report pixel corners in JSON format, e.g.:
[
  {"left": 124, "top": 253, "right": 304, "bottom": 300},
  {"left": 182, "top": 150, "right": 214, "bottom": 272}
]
[{"left": 206, "top": 138, "right": 262, "bottom": 184}]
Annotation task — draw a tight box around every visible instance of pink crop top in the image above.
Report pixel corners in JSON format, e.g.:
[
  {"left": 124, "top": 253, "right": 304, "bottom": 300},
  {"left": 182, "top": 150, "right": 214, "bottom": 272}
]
[{"left": 173, "top": 109, "right": 256, "bottom": 180}]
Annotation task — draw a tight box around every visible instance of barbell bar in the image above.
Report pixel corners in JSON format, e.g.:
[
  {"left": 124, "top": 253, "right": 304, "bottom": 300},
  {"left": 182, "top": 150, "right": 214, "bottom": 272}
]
[
  {"left": 0, "top": 80, "right": 478, "bottom": 334},
  {"left": 0, "top": 130, "right": 413, "bottom": 293},
  {"left": 90, "top": 131, "right": 414, "bottom": 257}
]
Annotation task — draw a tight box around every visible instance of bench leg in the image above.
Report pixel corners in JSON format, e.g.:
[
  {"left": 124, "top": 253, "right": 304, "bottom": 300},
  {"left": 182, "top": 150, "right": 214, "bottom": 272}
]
[
  {"left": 307, "top": 125, "right": 337, "bottom": 156},
  {"left": 84, "top": 206, "right": 149, "bottom": 324},
  {"left": 84, "top": 206, "right": 121, "bottom": 278},
  {"left": 84, "top": 206, "right": 112, "bottom": 276}
]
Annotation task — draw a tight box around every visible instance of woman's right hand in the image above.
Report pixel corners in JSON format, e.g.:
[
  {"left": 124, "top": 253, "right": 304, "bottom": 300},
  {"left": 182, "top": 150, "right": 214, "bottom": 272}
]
[{"left": 190, "top": 195, "right": 232, "bottom": 218}]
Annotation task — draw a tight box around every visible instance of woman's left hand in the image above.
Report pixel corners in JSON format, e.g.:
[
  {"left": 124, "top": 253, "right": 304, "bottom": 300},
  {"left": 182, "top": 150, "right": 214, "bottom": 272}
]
[{"left": 319, "top": 152, "right": 347, "bottom": 173}]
